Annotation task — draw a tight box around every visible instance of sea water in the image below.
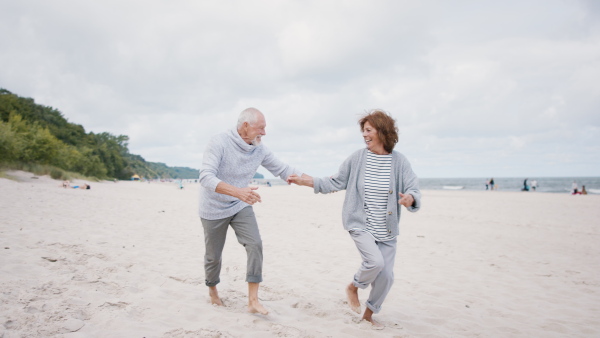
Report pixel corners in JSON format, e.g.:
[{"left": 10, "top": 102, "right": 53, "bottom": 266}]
[
  {"left": 420, "top": 177, "right": 600, "bottom": 194},
  {"left": 257, "top": 177, "right": 600, "bottom": 194}
]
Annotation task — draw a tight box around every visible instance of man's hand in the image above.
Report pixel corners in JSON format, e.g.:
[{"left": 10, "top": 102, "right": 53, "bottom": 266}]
[
  {"left": 237, "top": 186, "right": 262, "bottom": 205},
  {"left": 286, "top": 174, "right": 301, "bottom": 185},
  {"left": 287, "top": 174, "right": 314, "bottom": 187},
  {"left": 398, "top": 193, "right": 414, "bottom": 208}
]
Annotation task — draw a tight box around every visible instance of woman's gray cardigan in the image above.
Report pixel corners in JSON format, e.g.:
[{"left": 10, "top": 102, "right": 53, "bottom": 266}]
[{"left": 313, "top": 149, "right": 421, "bottom": 236}]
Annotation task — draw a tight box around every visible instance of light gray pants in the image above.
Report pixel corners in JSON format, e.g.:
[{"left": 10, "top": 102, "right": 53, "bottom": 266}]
[
  {"left": 201, "top": 206, "right": 263, "bottom": 286},
  {"left": 350, "top": 230, "right": 397, "bottom": 314}
]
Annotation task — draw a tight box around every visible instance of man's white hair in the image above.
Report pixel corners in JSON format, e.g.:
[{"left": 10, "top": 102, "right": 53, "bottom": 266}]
[{"left": 237, "top": 108, "right": 262, "bottom": 129}]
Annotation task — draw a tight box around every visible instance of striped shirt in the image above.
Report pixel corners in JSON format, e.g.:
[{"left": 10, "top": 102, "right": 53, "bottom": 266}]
[{"left": 363, "top": 150, "right": 395, "bottom": 241}]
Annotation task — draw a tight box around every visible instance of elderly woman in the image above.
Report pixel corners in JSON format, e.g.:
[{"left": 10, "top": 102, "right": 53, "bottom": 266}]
[{"left": 287, "top": 110, "right": 421, "bottom": 326}]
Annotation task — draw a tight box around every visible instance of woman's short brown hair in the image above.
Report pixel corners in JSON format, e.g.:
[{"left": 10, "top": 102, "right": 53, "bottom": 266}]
[{"left": 359, "top": 109, "right": 398, "bottom": 153}]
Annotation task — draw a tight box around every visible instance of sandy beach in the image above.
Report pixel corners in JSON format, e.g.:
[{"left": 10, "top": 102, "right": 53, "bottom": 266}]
[{"left": 1, "top": 170, "right": 599, "bottom": 337}]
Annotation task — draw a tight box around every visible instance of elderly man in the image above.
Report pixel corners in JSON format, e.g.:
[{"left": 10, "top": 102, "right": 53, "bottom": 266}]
[{"left": 199, "top": 107, "right": 304, "bottom": 315}]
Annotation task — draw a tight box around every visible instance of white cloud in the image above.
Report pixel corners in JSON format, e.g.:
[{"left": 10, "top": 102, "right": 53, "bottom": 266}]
[{"left": 1, "top": 0, "right": 599, "bottom": 178}]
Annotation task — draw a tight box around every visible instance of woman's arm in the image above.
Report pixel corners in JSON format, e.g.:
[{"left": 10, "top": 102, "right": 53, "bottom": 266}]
[{"left": 399, "top": 154, "right": 421, "bottom": 212}]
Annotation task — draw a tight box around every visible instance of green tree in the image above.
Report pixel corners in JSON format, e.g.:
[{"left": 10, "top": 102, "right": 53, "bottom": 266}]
[
  {"left": 1, "top": 88, "right": 200, "bottom": 180},
  {"left": 0, "top": 120, "right": 19, "bottom": 161}
]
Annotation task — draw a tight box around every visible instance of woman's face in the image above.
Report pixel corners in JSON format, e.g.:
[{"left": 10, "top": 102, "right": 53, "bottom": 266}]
[{"left": 362, "top": 121, "right": 384, "bottom": 153}]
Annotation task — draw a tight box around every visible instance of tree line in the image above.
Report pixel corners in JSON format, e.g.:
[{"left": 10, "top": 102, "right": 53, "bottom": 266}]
[{"left": 0, "top": 89, "right": 199, "bottom": 180}]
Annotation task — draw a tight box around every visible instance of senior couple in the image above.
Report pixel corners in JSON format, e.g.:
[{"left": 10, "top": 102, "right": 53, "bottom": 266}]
[{"left": 198, "top": 107, "right": 421, "bottom": 326}]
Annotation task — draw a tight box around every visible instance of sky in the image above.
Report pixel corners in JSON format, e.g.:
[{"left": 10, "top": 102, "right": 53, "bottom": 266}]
[{"left": 1, "top": 0, "right": 599, "bottom": 178}]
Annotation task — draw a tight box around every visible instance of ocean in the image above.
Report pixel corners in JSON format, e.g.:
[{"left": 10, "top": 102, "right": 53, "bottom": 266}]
[
  {"left": 256, "top": 177, "right": 600, "bottom": 194},
  {"left": 420, "top": 177, "right": 600, "bottom": 194}
]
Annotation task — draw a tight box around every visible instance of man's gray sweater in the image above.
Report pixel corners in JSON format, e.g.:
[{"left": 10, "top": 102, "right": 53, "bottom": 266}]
[{"left": 199, "top": 128, "right": 302, "bottom": 220}]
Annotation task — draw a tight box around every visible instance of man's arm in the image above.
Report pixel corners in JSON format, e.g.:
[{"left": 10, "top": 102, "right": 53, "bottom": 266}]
[
  {"left": 215, "top": 181, "right": 262, "bottom": 205},
  {"left": 261, "top": 147, "right": 303, "bottom": 180},
  {"left": 199, "top": 136, "right": 262, "bottom": 205},
  {"left": 199, "top": 137, "right": 224, "bottom": 191}
]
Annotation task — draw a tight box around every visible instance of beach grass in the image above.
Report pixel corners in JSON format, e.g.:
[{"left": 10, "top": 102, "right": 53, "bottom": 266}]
[{"left": 0, "top": 162, "right": 100, "bottom": 182}]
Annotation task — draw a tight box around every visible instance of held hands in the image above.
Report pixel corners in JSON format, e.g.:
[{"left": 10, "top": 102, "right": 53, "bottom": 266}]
[
  {"left": 398, "top": 193, "right": 414, "bottom": 208},
  {"left": 286, "top": 174, "right": 301, "bottom": 185},
  {"left": 286, "top": 174, "right": 314, "bottom": 187},
  {"left": 238, "top": 186, "right": 262, "bottom": 205}
]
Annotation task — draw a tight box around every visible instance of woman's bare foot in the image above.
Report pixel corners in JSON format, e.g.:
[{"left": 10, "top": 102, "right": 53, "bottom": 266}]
[
  {"left": 346, "top": 283, "right": 361, "bottom": 314},
  {"left": 209, "top": 286, "right": 223, "bottom": 306},
  {"left": 362, "top": 308, "right": 384, "bottom": 328}
]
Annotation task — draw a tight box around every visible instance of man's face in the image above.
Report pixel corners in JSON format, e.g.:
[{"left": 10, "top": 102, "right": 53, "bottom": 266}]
[{"left": 246, "top": 114, "right": 267, "bottom": 145}]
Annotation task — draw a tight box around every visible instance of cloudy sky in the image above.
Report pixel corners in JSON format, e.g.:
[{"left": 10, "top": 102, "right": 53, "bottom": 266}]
[{"left": 1, "top": 0, "right": 599, "bottom": 178}]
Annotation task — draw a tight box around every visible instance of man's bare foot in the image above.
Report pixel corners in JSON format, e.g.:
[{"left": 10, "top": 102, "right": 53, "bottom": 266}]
[
  {"left": 209, "top": 286, "right": 223, "bottom": 306},
  {"left": 248, "top": 299, "right": 269, "bottom": 315},
  {"left": 346, "top": 283, "right": 361, "bottom": 314},
  {"left": 247, "top": 282, "right": 268, "bottom": 315}
]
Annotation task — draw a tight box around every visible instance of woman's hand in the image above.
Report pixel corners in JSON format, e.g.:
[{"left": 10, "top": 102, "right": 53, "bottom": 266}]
[{"left": 398, "top": 193, "right": 414, "bottom": 208}]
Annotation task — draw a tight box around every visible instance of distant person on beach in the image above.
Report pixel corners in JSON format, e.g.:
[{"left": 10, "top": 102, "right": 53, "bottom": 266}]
[
  {"left": 287, "top": 110, "right": 421, "bottom": 327},
  {"left": 490, "top": 178, "right": 495, "bottom": 190},
  {"left": 572, "top": 181, "right": 578, "bottom": 194},
  {"left": 198, "top": 107, "right": 306, "bottom": 315},
  {"left": 531, "top": 179, "right": 537, "bottom": 191},
  {"left": 485, "top": 179, "right": 490, "bottom": 190},
  {"left": 522, "top": 178, "right": 529, "bottom": 191},
  {"left": 581, "top": 185, "right": 588, "bottom": 195},
  {"left": 71, "top": 183, "right": 90, "bottom": 189},
  {"left": 62, "top": 180, "right": 70, "bottom": 188}
]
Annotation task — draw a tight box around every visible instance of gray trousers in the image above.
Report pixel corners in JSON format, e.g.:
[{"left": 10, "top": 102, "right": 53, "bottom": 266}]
[
  {"left": 201, "top": 206, "right": 263, "bottom": 286},
  {"left": 350, "top": 230, "right": 397, "bottom": 314}
]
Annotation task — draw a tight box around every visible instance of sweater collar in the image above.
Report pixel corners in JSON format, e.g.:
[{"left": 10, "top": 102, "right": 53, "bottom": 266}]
[{"left": 228, "top": 128, "right": 258, "bottom": 152}]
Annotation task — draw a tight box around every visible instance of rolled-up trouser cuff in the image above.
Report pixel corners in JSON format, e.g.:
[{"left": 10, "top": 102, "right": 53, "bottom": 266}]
[
  {"left": 353, "top": 279, "right": 369, "bottom": 289},
  {"left": 246, "top": 274, "right": 263, "bottom": 283},
  {"left": 205, "top": 279, "right": 220, "bottom": 287},
  {"left": 366, "top": 300, "right": 381, "bottom": 314}
]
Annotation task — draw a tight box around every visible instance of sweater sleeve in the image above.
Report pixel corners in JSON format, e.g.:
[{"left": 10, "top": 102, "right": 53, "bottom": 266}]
[
  {"left": 261, "top": 146, "right": 302, "bottom": 180},
  {"left": 400, "top": 155, "right": 421, "bottom": 212},
  {"left": 313, "top": 152, "right": 354, "bottom": 194},
  {"left": 199, "top": 136, "right": 223, "bottom": 192}
]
